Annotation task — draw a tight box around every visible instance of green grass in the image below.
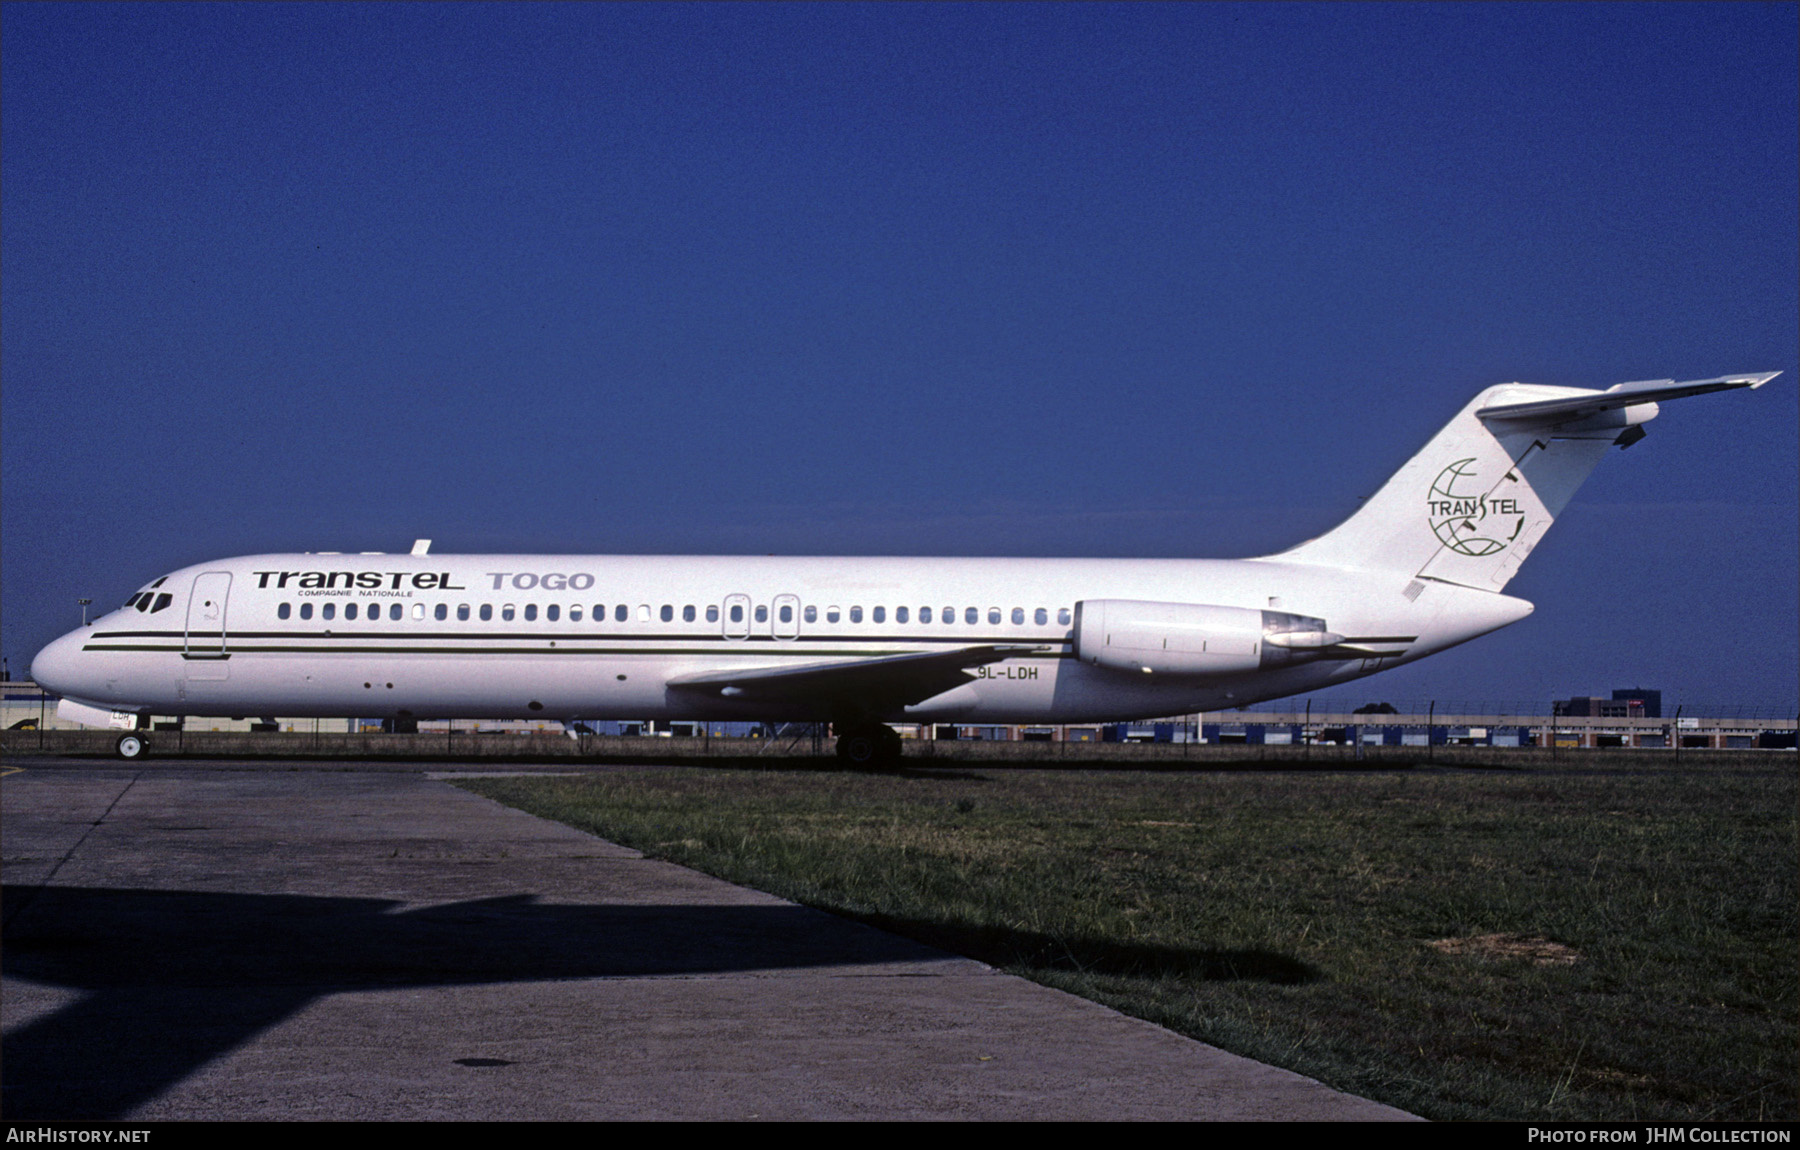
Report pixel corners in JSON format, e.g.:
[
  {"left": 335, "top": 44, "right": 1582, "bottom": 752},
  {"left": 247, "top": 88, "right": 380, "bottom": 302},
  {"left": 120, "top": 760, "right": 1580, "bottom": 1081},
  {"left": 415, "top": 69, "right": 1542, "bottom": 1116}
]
[{"left": 455, "top": 756, "right": 1797, "bottom": 1121}]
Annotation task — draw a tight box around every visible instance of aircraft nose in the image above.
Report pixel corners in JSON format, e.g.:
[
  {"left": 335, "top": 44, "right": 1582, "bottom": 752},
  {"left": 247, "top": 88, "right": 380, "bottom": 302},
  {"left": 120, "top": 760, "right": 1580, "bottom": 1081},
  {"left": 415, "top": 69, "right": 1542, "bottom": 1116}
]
[{"left": 31, "top": 629, "right": 92, "bottom": 697}]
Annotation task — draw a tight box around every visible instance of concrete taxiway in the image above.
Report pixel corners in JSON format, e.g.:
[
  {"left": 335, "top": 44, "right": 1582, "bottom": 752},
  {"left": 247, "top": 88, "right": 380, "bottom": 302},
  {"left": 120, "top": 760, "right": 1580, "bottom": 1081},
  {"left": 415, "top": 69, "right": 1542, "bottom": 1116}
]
[{"left": 1, "top": 758, "right": 1416, "bottom": 1121}]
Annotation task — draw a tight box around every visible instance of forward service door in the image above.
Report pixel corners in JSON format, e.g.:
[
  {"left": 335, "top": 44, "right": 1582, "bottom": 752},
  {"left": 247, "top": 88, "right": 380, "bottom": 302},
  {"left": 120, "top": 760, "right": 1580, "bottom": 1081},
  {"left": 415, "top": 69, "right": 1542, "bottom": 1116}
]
[{"left": 184, "top": 571, "right": 232, "bottom": 678}]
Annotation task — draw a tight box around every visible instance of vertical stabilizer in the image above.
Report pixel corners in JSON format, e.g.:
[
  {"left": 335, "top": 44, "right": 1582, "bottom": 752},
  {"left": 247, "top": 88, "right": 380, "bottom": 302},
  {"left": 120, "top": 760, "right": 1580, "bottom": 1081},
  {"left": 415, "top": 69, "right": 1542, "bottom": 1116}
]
[{"left": 1264, "top": 374, "right": 1776, "bottom": 592}]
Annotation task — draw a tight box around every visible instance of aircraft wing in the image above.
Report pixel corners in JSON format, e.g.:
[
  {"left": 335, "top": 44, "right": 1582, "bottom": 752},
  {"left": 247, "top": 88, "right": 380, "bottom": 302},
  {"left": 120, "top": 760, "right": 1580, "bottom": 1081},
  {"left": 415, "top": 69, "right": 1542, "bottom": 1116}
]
[
  {"left": 666, "top": 645, "right": 1045, "bottom": 708},
  {"left": 1475, "top": 372, "right": 1779, "bottom": 423}
]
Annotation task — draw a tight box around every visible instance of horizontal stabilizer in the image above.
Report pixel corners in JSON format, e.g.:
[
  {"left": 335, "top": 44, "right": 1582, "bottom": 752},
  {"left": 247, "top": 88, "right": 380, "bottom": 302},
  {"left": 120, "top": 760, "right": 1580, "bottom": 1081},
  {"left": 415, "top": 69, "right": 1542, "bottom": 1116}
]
[
  {"left": 667, "top": 644, "right": 1045, "bottom": 708},
  {"left": 1476, "top": 373, "right": 1779, "bottom": 423}
]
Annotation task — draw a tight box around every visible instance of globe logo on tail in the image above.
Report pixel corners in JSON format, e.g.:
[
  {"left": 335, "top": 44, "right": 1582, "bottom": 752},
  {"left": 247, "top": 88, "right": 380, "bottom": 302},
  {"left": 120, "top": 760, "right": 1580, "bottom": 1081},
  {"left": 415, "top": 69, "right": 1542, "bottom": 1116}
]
[{"left": 1428, "top": 459, "right": 1523, "bottom": 557}]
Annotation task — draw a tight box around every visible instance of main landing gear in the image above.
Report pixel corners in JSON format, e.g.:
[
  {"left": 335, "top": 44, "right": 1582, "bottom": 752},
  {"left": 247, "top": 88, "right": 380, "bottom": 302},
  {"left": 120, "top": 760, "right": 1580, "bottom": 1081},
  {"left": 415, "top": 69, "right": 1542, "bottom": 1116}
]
[
  {"left": 833, "top": 722, "right": 902, "bottom": 767},
  {"left": 115, "top": 734, "right": 148, "bottom": 759}
]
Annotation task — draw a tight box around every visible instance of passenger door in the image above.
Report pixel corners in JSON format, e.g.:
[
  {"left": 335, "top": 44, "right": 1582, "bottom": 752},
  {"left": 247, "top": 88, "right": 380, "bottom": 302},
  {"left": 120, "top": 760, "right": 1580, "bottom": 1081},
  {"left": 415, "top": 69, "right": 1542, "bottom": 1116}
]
[{"left": 184, "top": 571, "right": 232, "bottom": 678}]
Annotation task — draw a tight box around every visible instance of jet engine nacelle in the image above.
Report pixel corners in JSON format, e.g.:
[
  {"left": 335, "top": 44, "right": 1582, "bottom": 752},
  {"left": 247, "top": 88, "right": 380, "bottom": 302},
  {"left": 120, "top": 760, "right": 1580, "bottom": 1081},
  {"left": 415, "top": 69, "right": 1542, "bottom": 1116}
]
[{"left": 1072, "top": 599, "right": 1341, "bottom": 677}]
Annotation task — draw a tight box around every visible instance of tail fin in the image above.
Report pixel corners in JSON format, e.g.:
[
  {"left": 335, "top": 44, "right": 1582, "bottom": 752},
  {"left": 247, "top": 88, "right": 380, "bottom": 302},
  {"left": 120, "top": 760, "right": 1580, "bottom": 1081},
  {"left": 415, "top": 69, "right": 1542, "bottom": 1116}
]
[{"left": 1266, "top": 373, "right": 1778, "bottom": 592}]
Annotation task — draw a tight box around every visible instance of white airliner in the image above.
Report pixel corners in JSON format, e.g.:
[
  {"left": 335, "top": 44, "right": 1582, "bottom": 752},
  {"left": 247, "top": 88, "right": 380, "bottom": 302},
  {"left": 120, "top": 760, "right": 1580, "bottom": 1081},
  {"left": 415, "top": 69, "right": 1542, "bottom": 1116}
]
[{"left": 32, "top": 373, "right": 1780, "bottom": 762}]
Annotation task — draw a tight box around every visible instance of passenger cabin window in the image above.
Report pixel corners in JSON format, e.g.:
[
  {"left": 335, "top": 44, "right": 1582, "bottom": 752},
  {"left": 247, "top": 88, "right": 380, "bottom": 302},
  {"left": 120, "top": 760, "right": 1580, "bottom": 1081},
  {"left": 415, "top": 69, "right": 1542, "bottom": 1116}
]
[
  {"left": 301, "top": 603, "right": 313, "bottom": 620},
  {"left": 779, "top": 604, "right": 793, "bottom": 623},
  {"left": 502, "top": 605, "right": 515, "bottom": 622},
  {"left": 278, "top": 603, "right": 291, "bottom": 619},
  {"left": 480, "top": 604, "right": 493, "bottom": 621},
  {"left": 896, "top": 606, "right": 908, "bottom": 623},
  {"left": 730, "top": 603, "right": 744, "bottom": 623},
  {"left": 1035, "top": 608, "right": 1048, "bottom": 625},
  {"left": 389, "top": 603, "right": 402, "bottom": 621},
  {"left": 547, "top": 604, "right": 560, "bottom": 622},
  {"left": 1058, "top": 608, "right": 1072, "bottom": 625},
  {"left": 803, "top": 605, "right": 816, "bottom": 623},
  {"left": 849, "top": 606, "right": 862, "bottom": 624},
  {"left": 525, "top": 604, "right": 538, "bottom": 621},
  {"left": 615, "top": 604, "right": 628, "bottom": 622},
  {"left": 413, "top": 603, "right": 426, "bottom": 621},
  {"left": 965, "top": 607, "right": 978, "bottom": 624},
  {"left": 323, "top": 603, "right": 336, "bottom": 621},
  {"left": 347, "top": 603, "right": 360, "bottom": 620},
  {"left": 871, "top": 606, "right": 884, "bottom": 623},
  {"left": 826, "top": 606, "right": 840, "bottom": 624},
  {"left": 458, "top": 604, "right": 470, "bottom": 621},
  {"left": 755, "top": 604, "right": 768, "bottom": 623},
  {"left": 707, "top": 604, "right": 720, "bottom": 623},
  {"left": 683, "top": 605, "right": 696, "bottom": 622},
  {"left": 1011, "top": 607, "right": 1024, "bottom": 625},
  {"left": 943, "top": 606, "right": 955, "bottom": 623},
  {"left": 660, "top": 605, "right": 673, "bottom": 622},
  {"left": 920, "top": 607, "right": 932, "bottom": 623},
  {"left": 988, "top": 607, "right": 1001, "bottom": 624},
  {"left": 570, "top": 606, "right": 582, "bottom": 621},
  {"left": 637, "top": 604, "right": 650, "bottom": 622}
]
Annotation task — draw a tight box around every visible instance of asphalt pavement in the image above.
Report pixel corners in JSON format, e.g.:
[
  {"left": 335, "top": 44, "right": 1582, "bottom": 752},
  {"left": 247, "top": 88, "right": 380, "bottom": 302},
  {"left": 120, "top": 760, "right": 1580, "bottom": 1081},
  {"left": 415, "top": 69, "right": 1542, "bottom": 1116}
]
[{"left": 0, "top": 757, "right": 1416, "bottom": 1121}]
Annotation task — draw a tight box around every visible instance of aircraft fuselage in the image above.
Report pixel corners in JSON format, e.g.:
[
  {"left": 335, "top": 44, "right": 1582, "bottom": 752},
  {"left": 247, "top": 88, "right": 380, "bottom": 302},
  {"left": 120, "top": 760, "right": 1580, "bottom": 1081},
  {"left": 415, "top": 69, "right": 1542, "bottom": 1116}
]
[{"left": 33, "top": 551, "right": 1526, "bottom": 726}]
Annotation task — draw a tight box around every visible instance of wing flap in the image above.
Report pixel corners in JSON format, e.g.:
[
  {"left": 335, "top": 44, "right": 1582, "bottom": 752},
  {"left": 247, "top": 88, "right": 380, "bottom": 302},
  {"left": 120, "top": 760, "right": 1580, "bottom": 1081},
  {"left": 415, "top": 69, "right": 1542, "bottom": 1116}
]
[{"left": 667, "top": 645, "right": 1045, "bottom": 708}]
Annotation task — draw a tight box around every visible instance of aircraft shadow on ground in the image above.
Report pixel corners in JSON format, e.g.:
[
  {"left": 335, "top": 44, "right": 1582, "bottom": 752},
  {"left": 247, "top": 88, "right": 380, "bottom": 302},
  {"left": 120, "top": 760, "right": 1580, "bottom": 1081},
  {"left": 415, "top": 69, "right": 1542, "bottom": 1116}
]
[
  {"left": 1, "top": 882, "right": 1316, "bottom": 1119},
  {"left": 0, "top": 883, "right": 932, "bottom": 1119}
]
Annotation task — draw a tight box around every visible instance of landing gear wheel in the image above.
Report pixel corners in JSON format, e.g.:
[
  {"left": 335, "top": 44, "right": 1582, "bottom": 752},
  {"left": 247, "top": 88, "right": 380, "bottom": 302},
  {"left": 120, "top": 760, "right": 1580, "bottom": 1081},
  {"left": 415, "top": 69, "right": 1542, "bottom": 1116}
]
[
  {"left": 115, "top": 734, "right": 148, "bottom": 760},
  {"left": 835, "top": 723, "right": 901, "bottom": 767}
]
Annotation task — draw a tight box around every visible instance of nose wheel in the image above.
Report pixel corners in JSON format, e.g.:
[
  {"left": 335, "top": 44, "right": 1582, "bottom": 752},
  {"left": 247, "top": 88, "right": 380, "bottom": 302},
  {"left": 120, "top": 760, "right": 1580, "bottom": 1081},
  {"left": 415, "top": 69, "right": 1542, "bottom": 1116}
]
[{"left": 115, "top": 734, "right": 149, "bottom": 759}]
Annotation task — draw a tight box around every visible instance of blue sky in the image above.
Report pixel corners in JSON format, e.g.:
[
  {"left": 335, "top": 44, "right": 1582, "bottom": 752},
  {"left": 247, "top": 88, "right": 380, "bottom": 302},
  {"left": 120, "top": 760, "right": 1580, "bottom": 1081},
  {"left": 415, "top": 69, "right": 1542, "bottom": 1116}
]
[{"left": 4, "top": 3, "right": 1795, "bottom": 709}]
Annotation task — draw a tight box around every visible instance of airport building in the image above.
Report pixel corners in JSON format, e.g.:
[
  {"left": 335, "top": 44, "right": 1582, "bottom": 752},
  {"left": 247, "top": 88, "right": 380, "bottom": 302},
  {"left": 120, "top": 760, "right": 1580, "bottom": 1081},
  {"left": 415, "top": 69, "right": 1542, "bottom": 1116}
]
[
  {"left": 4, "top": 678, "right": 1793, "bottom": 750},
  {"left": 1554, "top": 688, "right": 1663, "bottom": 719}
]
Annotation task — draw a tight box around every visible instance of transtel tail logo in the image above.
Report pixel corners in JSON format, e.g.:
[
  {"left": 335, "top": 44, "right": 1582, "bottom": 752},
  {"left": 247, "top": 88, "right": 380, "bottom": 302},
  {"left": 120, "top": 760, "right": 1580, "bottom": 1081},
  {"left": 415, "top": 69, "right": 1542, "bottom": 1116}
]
[{"left": 1428, "top": 458, "right": 1524, "bottom": 557}]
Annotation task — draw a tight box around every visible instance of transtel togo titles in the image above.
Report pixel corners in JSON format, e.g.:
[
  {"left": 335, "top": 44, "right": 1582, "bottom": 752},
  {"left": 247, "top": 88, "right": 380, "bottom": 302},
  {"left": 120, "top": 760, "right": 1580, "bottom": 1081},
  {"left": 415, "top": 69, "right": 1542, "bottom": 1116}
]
[{"left": 253, "top": 570, "right": 597, "bottom": 597}]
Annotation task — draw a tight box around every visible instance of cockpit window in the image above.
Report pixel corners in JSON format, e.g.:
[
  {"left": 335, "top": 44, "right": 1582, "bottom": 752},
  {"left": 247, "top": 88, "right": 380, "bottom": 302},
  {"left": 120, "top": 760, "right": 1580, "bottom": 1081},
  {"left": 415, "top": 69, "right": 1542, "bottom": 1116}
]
[
  {"left": 151, "top": 576, "right": 167, "bottom": 588},
  {"left": 151, "top": 593, "right": 172, "bottom": 613}
]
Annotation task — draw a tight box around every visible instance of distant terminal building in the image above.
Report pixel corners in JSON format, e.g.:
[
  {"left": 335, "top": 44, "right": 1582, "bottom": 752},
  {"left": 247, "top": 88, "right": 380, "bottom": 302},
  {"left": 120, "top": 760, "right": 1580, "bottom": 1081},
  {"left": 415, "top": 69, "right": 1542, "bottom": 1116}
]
[
  {"left": 3, "top": 679, "right": 1792, "bottom": 749},
  {"left": 1554, "top": 688, "right": 1662, "bottom": 719}
]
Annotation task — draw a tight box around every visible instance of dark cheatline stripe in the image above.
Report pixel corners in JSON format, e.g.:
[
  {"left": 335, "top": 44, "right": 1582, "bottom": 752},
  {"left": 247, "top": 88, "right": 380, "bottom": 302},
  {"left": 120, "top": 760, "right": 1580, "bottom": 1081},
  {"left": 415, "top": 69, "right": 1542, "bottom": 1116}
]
[
  {"left": 84, "top": 638, "right": 1075, "bottom": 659},
  {"left": 93, "top": 628, "right": 1069, "bottom": 645}
]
